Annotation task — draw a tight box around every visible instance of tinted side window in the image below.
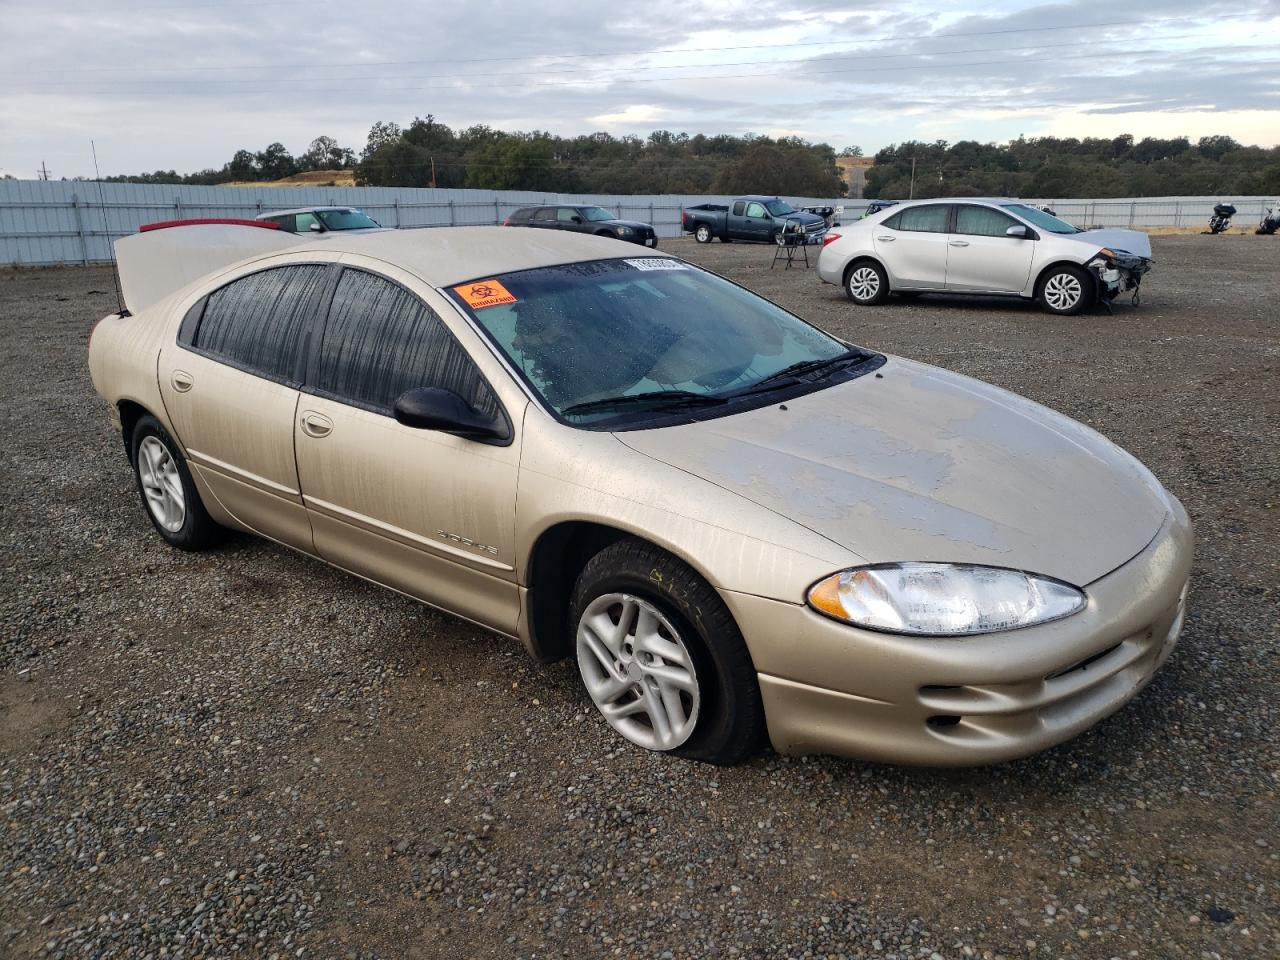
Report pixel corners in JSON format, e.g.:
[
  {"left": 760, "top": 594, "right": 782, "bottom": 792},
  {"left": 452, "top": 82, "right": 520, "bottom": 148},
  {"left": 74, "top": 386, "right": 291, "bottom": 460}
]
[
  {"left": 955, "top": 205, "right": 1018, "bottom": 237},
  {"left": 557, "top": 208, "right": 579, "bottom": 222},
  {"left": 315, "top": 270, "right": 502, "bottom": 420},
  {"left": 731, "top": 201, "right": 745, "bottom": 216},
  {"left": 745, "top": 202, "right": 767, "bottom": 218},
  {"left": 192, "top": 264, "right": 327, "bottom": 382},
  {"left": 295, "top": 212, "right": 320, "bottom": 233},
  {"left": 510, "top": 208, "right": 534, "bottom": 222},
  {"left": 888, "top": 205, "right": 950, "bottom": 233},
  {"left": 534, "top": 207, "right": 556, "bottom": 220}
]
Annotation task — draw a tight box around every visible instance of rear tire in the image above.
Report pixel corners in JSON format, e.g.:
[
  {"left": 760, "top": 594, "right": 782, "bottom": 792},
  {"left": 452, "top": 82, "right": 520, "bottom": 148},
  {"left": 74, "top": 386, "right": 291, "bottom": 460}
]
[
  {"left": 130, "top": 415, "right": 223, "bottom": 551},
  {"left": 569, "top": 539, "right": 764, "bottom": 765},
  {"left": 1037, "top": 264, "right": 1094, "bottom": 315},
  {"left": 694, "top": 224, "right": 713, "bottom": 243},
  {"left": 844, "top": 260, "right": 890, "bottom": 305}
]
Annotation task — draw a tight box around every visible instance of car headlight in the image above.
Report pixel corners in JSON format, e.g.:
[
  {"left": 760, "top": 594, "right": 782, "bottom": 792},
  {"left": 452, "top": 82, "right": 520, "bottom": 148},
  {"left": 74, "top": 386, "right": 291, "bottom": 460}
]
[
  {"left": 807, "top": 563, "right": 1085, "bottom": 636},
  {"left": 616, "top": 226, "right": 634, "bottom": 236}
]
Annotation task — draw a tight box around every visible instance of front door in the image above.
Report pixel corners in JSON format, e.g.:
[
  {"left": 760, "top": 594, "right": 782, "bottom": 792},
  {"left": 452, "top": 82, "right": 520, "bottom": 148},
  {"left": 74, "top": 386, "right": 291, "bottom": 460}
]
[
  {"left": 158, "top": 262, "right": 331, "bottom": 549},
  {"left": 744, "top": 201, "right": 771, "bottom": 240},
  {"left": 873, "top": 203, "right": 951, "bottom": 289},
  {"left": 294, "top": 265, "right": 524, "bottom": 635},
  {"left": 944, "top": 204, "right": 1036, "bottom": 292}
]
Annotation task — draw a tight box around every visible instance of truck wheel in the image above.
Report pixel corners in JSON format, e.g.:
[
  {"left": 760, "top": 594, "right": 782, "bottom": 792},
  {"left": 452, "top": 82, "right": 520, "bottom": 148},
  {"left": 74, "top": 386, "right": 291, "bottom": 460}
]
[
  {"left": 772, "top": 230, "right": 785, "bottom": 246},
  {"left": 694, "top": 224, "right": 712, "bottom": 243}
]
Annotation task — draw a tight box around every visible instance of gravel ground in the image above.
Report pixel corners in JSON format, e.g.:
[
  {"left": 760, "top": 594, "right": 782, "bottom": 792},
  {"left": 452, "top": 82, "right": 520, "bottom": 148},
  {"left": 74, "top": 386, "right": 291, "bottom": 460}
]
[{"left": 2, "top": 234, "right": 1277, "bottom": 959}]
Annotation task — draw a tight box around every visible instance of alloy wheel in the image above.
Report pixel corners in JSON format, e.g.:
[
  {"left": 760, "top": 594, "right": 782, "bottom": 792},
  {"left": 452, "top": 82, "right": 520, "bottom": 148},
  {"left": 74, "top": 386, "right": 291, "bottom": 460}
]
[
  {"left": 1044, "top": 272, "right": 1083, "bottom": 311},
  {"left": 137, "top": 435, "right": 186, "bottom": 532},
  {"left": 576, "top": 593, "right": 700, "bottom": 751},
  {"left": 848, "top": 266, "right": 881, "bottom": 301}
]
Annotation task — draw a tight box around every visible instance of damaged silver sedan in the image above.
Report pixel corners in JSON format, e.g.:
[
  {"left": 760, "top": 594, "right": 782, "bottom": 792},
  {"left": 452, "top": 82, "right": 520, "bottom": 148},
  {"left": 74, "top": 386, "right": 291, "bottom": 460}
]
[{"left": 819, "top": 199, "right": 1152, "bottom": 314}]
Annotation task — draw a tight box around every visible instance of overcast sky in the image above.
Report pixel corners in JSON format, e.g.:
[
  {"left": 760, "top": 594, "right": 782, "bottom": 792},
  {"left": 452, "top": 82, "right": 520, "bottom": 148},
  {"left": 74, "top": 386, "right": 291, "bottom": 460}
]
[{"left": 2, "top": 0, "right": 1278, "bottom": 179}]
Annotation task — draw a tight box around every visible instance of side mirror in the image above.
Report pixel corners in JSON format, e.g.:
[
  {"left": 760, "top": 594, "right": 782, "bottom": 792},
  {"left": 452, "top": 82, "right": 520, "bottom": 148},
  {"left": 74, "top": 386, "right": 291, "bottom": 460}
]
[
  {"left": 570, "top": 215, "right": 583, "bottom": 224},
  {"left": 308, "top": 222, "right": 323, "bottom": 232},
  {"left": 1005, "top": 224, "right": 1028, "bottom": 239},
  {"left": 393, "top": 387, "right": 507, "bottom": 442}
]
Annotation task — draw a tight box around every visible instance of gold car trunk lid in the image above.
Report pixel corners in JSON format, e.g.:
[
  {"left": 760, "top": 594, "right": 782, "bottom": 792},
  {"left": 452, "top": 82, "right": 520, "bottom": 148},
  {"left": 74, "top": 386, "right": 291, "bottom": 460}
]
[{"left": 618, "top": 357, "right": 1169, "bottom": 587}]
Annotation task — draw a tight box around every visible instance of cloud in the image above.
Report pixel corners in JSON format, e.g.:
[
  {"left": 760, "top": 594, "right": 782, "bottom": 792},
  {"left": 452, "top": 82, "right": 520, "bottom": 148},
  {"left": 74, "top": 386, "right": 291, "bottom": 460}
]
[{"left": 1, "top": 0, "right": 1276, "bottom": 178}]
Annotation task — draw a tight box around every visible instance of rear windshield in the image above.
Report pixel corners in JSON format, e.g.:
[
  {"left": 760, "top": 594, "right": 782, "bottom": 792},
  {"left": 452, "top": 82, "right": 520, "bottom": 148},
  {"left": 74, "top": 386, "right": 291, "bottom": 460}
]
[
  {"left": 316, "top": 208, "right": 380, "bottom": 231},
  {"left": 1002, "top": 204, "right": 1080, "bottom": 234},
  {"left": 449, "top": 258, "right": 856, "bottom": 427}
]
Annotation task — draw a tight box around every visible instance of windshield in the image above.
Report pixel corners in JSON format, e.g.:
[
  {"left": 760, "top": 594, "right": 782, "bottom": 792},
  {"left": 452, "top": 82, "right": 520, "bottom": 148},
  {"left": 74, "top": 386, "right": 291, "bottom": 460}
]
[
  {"left": 1002, "top": 203, "right": 1080, "bottom": 234},
  {"left": 451, "top": 258, "right": 852, "bottom": 426},
  {"left": 765, "top": 200, "right": 795, "bottom": 216},
  {"left": 581, "top": 206, "right": 616, "bottom": 222},
  {"left": 316, "top": 208, "right": 380, "bottom": 230}
]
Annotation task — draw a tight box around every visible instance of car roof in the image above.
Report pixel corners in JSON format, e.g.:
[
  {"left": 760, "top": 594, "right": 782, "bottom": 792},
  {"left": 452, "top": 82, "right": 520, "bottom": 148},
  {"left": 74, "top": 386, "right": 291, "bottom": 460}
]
[
  {"left": 282, "top": 225, "right": 669, "bottom": 287},
  {"left": 255, "top": 206, "right": 359, "bottom": 218},
  {"left": 884, "top": 197, "right": 1019, "bottom": 207}
]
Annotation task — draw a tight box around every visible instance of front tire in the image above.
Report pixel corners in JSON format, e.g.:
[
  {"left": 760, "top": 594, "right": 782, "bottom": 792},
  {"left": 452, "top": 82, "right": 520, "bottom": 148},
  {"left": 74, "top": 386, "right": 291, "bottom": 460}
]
[
  {"left": 694, "top": 224, "right": 713, "bottom": 243},
  {"left": 1037, "top": 264, "right": 1094, "bottom": 315},
  {"left": 844, "top": 260, "right": 890, "bottom": 305},
  {"left": 130, "top": 415, "right": 223, "bottom": 550},
  {"left": 570, "top": 539, "right": 764, "bottom": 765}
]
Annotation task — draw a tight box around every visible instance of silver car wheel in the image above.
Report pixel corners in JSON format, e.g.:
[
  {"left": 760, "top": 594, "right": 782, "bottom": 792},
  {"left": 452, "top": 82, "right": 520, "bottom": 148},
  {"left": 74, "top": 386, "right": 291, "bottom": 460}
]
[
  {"left": 695, "top": 225, "right": 711, "bottom": 242},
  {"left": 576, "top": 593, "right": 700, "bottom": 752},
  {"left": 137, "top": 435, "right": 186, "bottom": 532},
  {"left": 848, "top": 266, "right": 881, "bottom": 301},
  {"left": 1044, "top": 272, "right": 1083, "bottom": 311}
]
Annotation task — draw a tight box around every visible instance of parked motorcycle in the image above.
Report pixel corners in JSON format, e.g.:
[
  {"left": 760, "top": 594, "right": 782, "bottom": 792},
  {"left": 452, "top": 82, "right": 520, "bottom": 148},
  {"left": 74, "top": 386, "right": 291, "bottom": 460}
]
[
  {"left": 1256, "top": 202, "right": 1280, "bottom": 235},
  {"left": 1207, "top": 202, "right": 1236, "bottom": 234}
]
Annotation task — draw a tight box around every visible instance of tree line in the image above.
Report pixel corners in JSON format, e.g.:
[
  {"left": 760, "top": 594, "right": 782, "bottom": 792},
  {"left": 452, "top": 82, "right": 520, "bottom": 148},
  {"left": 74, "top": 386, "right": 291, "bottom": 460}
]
[
  {"left": 98, "top": 118, "right": 1280, "bottom": 199},
  {"left": 868, "top": 135, "right": 1280, "bottom": 199}
]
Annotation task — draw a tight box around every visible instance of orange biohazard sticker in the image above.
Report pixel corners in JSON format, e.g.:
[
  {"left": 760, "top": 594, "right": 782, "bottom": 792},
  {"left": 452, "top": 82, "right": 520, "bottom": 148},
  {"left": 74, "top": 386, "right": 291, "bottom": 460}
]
[{"left": 454, "top": 279, "right": 518, "bottom": 309}]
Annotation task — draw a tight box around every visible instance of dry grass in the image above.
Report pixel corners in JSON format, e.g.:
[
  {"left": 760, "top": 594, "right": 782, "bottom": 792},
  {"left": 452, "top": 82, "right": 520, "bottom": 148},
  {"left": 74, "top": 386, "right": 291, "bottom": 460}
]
[{"left": 224, "top": 169, "right": 356, "bottom": 188}]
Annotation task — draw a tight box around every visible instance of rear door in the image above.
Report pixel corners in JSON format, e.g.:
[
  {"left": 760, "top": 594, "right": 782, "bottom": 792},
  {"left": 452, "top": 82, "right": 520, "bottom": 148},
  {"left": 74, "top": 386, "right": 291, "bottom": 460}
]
[
  {"left": 530, "top": 207, "right": 558, "bottom": 230},
  {"left": 158, "top": 260, "right": 333, "bottom": 548},
  {"left": 294, "top": 263, "right": 525, "bottom": 634},
  {"left": 945, "top": 204, "right": 1036, "bottom": 293},
  {"left": 873, "top": 204, "right": 952, "bottom": 289}
]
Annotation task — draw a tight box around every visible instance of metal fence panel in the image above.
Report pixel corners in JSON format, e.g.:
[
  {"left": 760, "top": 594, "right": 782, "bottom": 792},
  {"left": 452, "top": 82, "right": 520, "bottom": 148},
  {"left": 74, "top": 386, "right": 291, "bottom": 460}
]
[{"left": 1, "top": 180, "right": 1272, "bottom": 265}]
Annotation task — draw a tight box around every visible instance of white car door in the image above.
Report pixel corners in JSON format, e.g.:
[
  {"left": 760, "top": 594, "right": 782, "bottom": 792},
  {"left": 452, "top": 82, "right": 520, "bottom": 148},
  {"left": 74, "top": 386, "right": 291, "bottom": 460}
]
[
  {"left": 872, "top": 204, "right": 951, "bottom": 289},
  {"left": 944, "top": 204, "right": 1037, "bottom": 293}
]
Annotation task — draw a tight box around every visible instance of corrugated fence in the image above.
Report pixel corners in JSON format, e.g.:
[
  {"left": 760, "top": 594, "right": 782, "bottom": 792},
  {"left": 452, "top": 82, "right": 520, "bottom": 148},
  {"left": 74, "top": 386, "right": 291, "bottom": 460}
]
[{"left": 1, "top": 180, "right": 1274, "bottom": 266}]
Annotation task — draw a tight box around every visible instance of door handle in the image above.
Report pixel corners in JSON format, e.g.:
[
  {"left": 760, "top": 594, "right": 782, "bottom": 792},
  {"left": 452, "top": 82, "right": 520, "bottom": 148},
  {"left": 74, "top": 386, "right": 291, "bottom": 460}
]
[
  {"left": 875, "top": 235, "right": 895, "bottom": 242},
  {"left": 949, "top": 240, "right": 970, "bottom": 247},
  {"left": 300, "top": 411, "right": 333, "bottom": 438},
  {"left": 171, "top": 370, "right": 194, "bottom": 392}
]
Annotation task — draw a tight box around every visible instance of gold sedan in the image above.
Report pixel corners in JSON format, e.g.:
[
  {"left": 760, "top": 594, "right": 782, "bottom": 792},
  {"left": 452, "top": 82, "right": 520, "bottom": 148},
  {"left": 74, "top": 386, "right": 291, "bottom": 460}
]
[{"left": 89, "top": 223, "right": 1191, "bottom": 766}]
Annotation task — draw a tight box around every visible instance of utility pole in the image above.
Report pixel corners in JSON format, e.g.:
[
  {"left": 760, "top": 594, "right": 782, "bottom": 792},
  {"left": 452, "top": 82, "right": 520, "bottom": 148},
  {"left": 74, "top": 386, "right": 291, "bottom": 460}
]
[
  {"left": 38, "top": 161, "right": 51, "bottom": 181},
  {"left": 430, "top": 156, "right": 437, "bottom": 188},
  {"left": 908, "top": 157, "right": 917, "bottom": 200}
]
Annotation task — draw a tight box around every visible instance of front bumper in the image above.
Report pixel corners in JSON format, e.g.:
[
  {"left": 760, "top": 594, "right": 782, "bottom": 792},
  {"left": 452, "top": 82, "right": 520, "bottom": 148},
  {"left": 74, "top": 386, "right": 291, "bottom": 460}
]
[{"left": 722, "top": 502, "right": 1193, "bottom": 766}]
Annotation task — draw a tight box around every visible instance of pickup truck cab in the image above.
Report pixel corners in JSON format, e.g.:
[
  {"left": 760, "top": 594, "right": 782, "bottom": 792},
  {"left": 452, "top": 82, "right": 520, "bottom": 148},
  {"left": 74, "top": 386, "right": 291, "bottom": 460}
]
[{"left": 682, "top": 196, "right": 827, "bottom": 246}]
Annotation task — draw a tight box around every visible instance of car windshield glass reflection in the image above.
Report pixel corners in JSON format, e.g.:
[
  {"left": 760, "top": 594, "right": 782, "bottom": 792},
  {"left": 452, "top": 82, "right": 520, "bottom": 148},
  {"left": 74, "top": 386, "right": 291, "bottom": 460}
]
[
  {"left": 765, "top": 200, "right": 795, "bottom": 216},
  {"left": 1002, "top": 204, "right": 1081, "bottom": 234},
  {"left": 454, "top": 259, "right": 851, "bottom": 425},
  {"left": 316, "top": 209, "right": 380, "bottom": 230},
  {"left": 582, "top": 207, "right": 616, "bottom": 222}
]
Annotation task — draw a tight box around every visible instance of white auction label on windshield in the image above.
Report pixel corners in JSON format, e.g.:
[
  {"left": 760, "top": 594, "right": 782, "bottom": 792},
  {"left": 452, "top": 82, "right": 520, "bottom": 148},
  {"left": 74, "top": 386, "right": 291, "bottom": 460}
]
[{"left": 624, "top": 258, "right": 689, "bottom": 271}]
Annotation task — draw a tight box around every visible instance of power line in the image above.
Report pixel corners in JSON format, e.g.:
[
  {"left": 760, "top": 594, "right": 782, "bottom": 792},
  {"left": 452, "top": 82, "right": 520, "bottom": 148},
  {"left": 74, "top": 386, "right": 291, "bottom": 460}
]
[{"left": 2, "top": 11, "right": 1265, "bottom": 77}]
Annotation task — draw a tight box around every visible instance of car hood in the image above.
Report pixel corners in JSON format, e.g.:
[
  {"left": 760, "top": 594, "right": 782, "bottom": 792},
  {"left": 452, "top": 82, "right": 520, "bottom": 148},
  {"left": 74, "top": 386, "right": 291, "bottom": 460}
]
[
  {"left": 1066, "top": 227, "right": 1152, "bottom": 259},
  {"left": 618, "top": 357, "right": 1169, "bottom": 587},
  {"left": 782, "top": 211, "right": 826, "bottom": 226},
  {"left": 603, "top": 219, "right": 653, "bottom": 231}
]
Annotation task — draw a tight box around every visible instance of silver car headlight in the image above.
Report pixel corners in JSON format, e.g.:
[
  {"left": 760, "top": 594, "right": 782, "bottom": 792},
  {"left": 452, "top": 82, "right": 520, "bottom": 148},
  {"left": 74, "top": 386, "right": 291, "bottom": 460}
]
[
  {"left": 616, "top": 226, "right": 634, "bottom": 236},
  {"left": 807, "top": 563, "right": 1085, "bottom": 636}
]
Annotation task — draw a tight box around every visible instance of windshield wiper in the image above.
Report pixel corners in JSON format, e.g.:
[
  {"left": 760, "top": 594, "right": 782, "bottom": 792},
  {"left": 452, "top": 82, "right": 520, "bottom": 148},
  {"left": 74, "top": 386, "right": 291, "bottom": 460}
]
[
  {"left": 562, "top": 389, "right": 728, "bottom": 417},
  {"left": 727, "top": 349, "right": 868, "bottom": 396}
]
